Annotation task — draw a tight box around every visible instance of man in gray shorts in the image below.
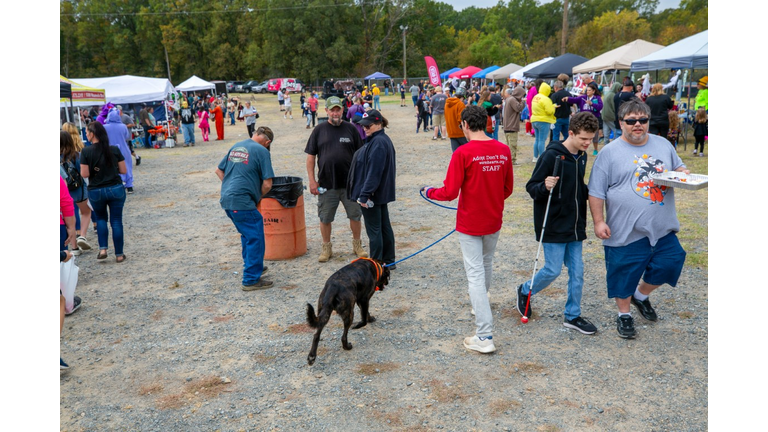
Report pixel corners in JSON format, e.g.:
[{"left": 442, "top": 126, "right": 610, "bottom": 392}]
[
  {"left": 430, "top": 86, "right": 447, "bottom": 140},
  {"left": 305, "top": 96, "right": 367, "bottom": 262}
]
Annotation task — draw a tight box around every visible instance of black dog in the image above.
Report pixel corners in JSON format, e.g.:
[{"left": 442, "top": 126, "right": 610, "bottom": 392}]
[{"left": 306, "top": 258, "right": 390, "bottom": 365}]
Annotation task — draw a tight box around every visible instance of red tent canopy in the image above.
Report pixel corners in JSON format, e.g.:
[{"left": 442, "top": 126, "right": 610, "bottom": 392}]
[{"left": 448, "top": 66, "right": 482, "bottom": 79}]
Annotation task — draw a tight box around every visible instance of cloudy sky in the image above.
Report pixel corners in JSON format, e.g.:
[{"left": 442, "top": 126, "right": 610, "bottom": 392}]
[{"left": 443, "top": 0, "right": 682, "bottom": 13}]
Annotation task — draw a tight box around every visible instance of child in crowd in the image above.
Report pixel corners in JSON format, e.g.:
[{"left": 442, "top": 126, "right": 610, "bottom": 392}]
[
  {"left": 692, "top": 107, "right": 708, "bottom": 156},
  {"left": 667, "top": 110, "right": 681, "bottom": 148}
]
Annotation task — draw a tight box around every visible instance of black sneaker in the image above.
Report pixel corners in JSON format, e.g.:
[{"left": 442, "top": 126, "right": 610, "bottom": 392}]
[
  {"left": 135, "top": 155, "right": 141, "bottom": 166},
  {"left": 631, "top": 296, "right": 658, "bottom": 321},
  {"left": 65, "top": 296, "right": 82, "bottom": 316},
  {"left": 616, "top": 315, "right": 636, "bottom": 339},
  {"left": 563, "top": 316, "right": 597, "bottom": 335},
  {"left": 127, "top": 187, "right": 134, "bottom": 194},
  {"left": 516, "top": 284, "right": 531, "bottom": 317}
]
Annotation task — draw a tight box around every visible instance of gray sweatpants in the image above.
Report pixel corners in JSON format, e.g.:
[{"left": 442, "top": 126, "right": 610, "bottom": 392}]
[{"left": 458, "top": 230, "right": 500, "bottom": 338}]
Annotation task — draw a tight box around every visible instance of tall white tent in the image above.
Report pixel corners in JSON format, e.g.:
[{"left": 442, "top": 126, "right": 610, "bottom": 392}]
[
  {"left": 486, "top": 62, "right": 523, "bottom": 80},
  {"left": 630, "top": 30, "right": 708, "bottom": 71},
  {"left": 71, "top": 75, "right": 176, "bottom": 104},
  {"left": 510, "top": 57, "right": 553, "bottom": 80},
  {"left": 175, "top": 75, "right": 216, "bottom": 93},
  {"left": 573, "top": 40, "right": 665, "bottom": 73}
]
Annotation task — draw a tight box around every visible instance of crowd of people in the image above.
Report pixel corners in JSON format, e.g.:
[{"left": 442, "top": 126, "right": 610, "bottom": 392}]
[{"left": 61, "top": 72, "right": 705, "bottom": 370}]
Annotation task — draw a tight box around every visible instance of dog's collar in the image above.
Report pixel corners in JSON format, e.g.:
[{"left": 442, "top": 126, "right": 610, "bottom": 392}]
[{"left": 351, "top": 257, "right": 382, "bottom": 289}]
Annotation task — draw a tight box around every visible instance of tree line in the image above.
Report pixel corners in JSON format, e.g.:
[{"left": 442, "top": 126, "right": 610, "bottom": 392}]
[{"left": 60, "top": 0, "right": 707, "bottom": 84}]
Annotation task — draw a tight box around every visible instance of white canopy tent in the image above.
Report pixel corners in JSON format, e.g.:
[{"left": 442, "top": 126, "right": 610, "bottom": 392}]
[
  {"left": 175, "top": 75, "right": 216, "bottom": 93},
  {"left": 486, "top": 62, "right": 523, "bottom": 80},
  {"left": 72, "top": 75, "right": 176, "bottom": 104},
  {"left": 573, "top": 40, "right": 665, "bottom": 74},
  {"left": 630, "top": 30, "right": 708, "bottom": 71},
  {"left": 510, "top": 57, "right": 553, "bottom": 80}
]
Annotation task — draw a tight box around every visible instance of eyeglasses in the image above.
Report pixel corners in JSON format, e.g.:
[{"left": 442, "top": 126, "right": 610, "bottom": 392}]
[{"left": 622, "top": 117, "right": 649, "bottom": 125}]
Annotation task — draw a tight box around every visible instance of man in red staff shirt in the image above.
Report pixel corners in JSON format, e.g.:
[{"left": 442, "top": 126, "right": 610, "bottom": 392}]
[{"left": 421, "top": 105, "right": 514, "bottom": 354}]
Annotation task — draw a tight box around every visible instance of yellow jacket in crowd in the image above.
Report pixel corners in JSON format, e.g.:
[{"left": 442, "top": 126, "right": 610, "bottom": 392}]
[{"left": 531, "top": 82, "right": 556, "bottom": 124}]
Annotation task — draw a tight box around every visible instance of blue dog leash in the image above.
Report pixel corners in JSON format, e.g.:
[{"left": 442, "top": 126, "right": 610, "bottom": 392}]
[{"left": 382, "top": 190, "right": 457, "bottom": 268}]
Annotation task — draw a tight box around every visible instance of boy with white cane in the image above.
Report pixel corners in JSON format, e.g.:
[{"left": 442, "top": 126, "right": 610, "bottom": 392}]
[{"left": 516, "top": 112, "right": 599, "bottom": 335}]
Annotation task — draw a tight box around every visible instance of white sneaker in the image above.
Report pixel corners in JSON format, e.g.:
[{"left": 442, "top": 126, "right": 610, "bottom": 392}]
[
  {"left": 70, "top": 247, "right": 82, "bottom": 256},
  {"left": 77, "top": 236, "right": 92, "bottom": 251},
  {"left": 463, "top": 335, "right": 496, "bottom": 353},
  {"left": 289, "top": 115, "right": 293, "bottom": 119},
  {"left": 532, "top": 157, "right": 538, "bottom": 163},
  {"left": 693, "top": 149, "right": 698, "bottom": 155}
]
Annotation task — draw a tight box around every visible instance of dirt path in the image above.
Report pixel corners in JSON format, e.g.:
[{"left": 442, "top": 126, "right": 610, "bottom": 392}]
[{"left": 60, "top": 93, "right": 708, "bottom": 431}]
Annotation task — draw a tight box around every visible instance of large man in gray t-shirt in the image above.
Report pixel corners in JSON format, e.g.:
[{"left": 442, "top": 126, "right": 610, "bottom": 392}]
[
  {"left": 429, "top": 86, "right": 448, "bottom": 140},
  {"left": 588, "top": 98, "right": 690, "bottom": 339}
]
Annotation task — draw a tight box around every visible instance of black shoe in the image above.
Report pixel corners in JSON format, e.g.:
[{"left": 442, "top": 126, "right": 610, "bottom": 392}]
[
  {"left": 386, "top": 263, "right": 396, "bottom": 270},
  {"left": 65, "top": 296, "right": 82, "bottom": 316},
  {"left": 516, "top": 284, "right": 531, "bottom": 317},
  {"left": 135, "top": 155, "right": 141, "bottom": 166},
  {"left": 127, "top": 187, "right": 134, "bottom": 194},
  {"left": 563, "top": 316, "right": 597, "bottom": 335},
  {"left": 631, "top": 296, "right": 658, "bottom": 321},
  {"left": 616, "top": 315, "right": 636, "bottom": 339}
]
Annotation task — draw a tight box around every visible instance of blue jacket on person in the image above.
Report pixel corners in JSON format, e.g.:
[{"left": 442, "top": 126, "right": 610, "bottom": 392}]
[{"left": 347, "top": 129, "right": 396, "bottom": 205}]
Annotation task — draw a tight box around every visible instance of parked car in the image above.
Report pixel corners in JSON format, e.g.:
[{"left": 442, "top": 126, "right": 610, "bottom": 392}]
[
  {"left": 250, "top": 80, "right": 270, "bottom": 94},
  {"left": 227, "top": 81, "right": 245, "bottom": 93},
  {"left": 236, "top": 80, "right": 259, "bottom": 93}
]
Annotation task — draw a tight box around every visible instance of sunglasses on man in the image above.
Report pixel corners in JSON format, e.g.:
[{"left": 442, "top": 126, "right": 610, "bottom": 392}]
[{"left": 622, "top": 117, "right": 649, "bottom": 125}]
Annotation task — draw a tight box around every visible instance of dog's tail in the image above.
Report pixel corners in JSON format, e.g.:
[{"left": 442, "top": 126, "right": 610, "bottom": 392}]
[{"left": 306, "top": 303, "right": 319, "bottom": 328}]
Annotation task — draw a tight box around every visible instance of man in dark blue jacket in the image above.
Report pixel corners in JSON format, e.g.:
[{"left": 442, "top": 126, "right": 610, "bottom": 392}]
[
  {"left": 348, "top": 110, "right": 397, "bottom": 268},
  {"left": 516, "top": 112, "right": 599, "bottom": 335}
]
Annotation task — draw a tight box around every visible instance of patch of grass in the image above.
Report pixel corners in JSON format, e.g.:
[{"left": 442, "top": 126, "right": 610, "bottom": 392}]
[
  {"left": 287, "top": 323, "right": 313, "bottom": 333},
  {"left": 212, "top": 315, "right": 233, "bottom": 323},
  {"left": 156, "top": 394, "right": 185, "bottom": 410},
  {"left": 139, "top": 383, "right": 163, "bottom": 396},
  {"left": 252, "top": 353, "right": 276, "bottom": 363},
  {"left": 183, "top": 375, "right": 230, "bottom": 398},
  {"left": 356, "top": 362, "right": 399, "bottom": 375},
  {"left": 427, "top": 378, "right": 468, "bottom": 403},
  {"left": 685, "top": 251, "right": 708, "bottom": 268},
  {"left": 678, "top": 311, "right": 694, "bottom": 319},
  {"left": 489, "top": 398, "right": 521, "bottom": 415},
  {"left": 390, "top": 306, "right": 409, "bottom": 317},
  {"left": 510, "top": 362, "right": 546, "bottom": 374}
]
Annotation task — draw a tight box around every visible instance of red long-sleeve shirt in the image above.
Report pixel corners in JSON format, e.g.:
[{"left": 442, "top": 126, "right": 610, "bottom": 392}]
[
  {"left": 428, "top": 139, "right": 514, "bottom": 236},
  {"left": 60, "top": 176, "right": 74, "bottom": 225}
]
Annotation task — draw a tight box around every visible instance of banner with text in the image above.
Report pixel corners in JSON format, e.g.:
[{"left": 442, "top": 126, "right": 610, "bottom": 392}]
[{"left": 424, "top": 56, "right": 441, "bottom": 88}]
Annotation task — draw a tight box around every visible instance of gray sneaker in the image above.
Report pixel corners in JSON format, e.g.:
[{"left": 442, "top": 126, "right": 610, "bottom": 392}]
[
  {"left": 616, "top": 315, "right": 636, "bottom": 339},
  {"left": 242, "top": 279, "right": 274, "bottom": 291}
]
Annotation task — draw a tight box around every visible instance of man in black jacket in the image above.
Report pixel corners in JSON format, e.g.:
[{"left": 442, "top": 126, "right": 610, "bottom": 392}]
[
  {"left": 550, "top": 80, "right": 573, "bottom": 142},
  {"left": 516, "top": 112, "right": 599, "bottom": 335}
]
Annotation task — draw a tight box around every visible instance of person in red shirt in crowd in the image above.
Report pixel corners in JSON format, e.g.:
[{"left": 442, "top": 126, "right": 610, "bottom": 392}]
[
  {"left": 210, "top": 101, "right": 225, "bottom": 140},
  {"left": 421, "top": 105, "right": 514, "bottom": 354}
]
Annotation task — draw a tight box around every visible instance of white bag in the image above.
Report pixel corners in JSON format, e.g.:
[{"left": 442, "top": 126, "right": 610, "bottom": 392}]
[
  {"left": 60, "top": 257, "right": 79, "bottom": 313},
  {"left": 166, "top": 138, "right": 176, "bottom": 148}
]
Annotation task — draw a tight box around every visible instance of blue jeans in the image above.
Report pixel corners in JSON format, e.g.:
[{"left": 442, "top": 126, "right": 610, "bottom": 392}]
[
  {"left": 521, "top": 241, "right": 584, "bottom": 320},
  {"left": 229, "top": 112, "right": 236, "bottom": 125},
  {"left": 553, "top": 117, "right": 569, "bottom": 142},
  {"left": 492, "top": 118, "right": 499, "bottom": 141},
  {"left": 373, "top": 95, "right": 381, "bottom": 110},
  {"left": 532, "top": 122, "right": 550, "bottom": 158},
  {"left": 412, "top": 95, "right": 418, "bottom": 107},
  {"left": 225, "top": 209, "right": 266, "bottom": 285},
  {"left": 604, "top": 232, "right": 685, "bottom": 299},
  {"left": 89, "top": 183, "right": 126, "bottom": 256},
  {"left": 361, "top": 204, "right": 396, "bottom": 265},
  {"left": 181, "top": 123, "right": 195, "bottom": 145},
  {"left": 603, "top": 120, "right": 621, "bottom": 142}
]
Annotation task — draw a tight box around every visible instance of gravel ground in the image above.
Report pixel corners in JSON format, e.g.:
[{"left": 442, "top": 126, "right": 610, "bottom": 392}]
[{"left": 60, "top": 93, "right": 708, "bottom": 431}]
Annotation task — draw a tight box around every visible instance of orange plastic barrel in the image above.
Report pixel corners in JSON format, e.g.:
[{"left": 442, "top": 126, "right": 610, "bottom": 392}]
[{"left": 258, "top": 195, "right": 307, "bottom": 260}]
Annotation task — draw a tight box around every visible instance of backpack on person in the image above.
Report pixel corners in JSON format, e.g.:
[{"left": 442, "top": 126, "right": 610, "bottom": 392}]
[{"left": 62, "top": 160, "right": 84, "bottom": 191}]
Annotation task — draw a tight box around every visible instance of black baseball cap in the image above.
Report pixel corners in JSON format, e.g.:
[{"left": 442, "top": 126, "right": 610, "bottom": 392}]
[{"left": 353, "top": 109, "right": 383, "bottom": 126}]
